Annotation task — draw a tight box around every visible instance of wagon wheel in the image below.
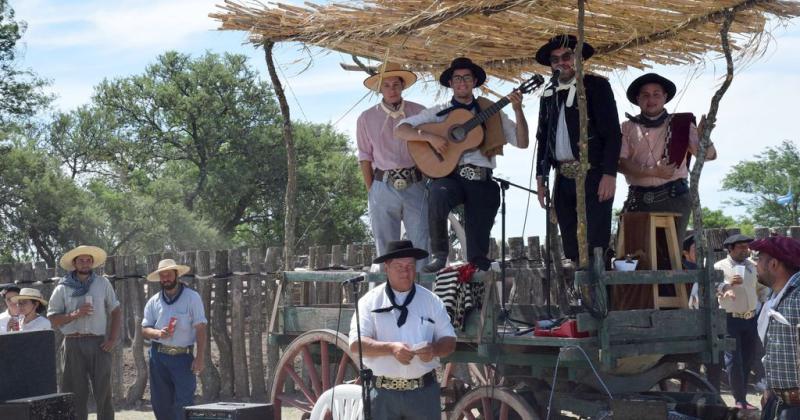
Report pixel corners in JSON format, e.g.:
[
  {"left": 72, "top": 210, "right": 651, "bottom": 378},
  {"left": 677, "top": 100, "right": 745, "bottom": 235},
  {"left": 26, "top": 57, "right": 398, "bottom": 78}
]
[
  {"left": 442, "top": 363, "right": 505, "bottom": 411},
  {"left": 270, "top": 329, "right": 359, "bottom": 420},
  {"left": 449, "top": 386, "right": 539, "bottom": 420},
  {"left": 654, "top": 368, "right": 717, "bottom": 394}
]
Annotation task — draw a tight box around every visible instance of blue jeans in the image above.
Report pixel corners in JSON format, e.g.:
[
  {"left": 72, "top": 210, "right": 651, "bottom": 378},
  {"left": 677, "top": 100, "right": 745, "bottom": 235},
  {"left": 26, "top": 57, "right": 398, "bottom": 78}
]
[
  {"left": 725, "top": 315, "right": 758, "bottom": 404},
  {"left": 149, "top": 345, "right": 196, "bottom": 420},
  {"left": 370, "top": 381, "right": 441, "bottom": 420}
]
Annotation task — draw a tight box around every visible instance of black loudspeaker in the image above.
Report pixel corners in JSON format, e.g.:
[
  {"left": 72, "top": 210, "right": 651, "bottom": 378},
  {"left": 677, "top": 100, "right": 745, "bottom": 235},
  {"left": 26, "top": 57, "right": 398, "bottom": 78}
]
[
  {"left": 184, "top": 402, "right": 274, "bottom": 420},
  {"left": 0, "top": 330, "right": 57, "bottom": 402},
  {"left": 0, "top": 393, "right": 75, "bottom": 420}
]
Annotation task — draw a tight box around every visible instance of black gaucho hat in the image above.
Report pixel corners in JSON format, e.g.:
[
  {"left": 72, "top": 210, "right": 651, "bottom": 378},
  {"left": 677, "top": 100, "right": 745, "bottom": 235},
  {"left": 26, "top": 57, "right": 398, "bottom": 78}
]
[
  {"left": 373, "top": 240, "right": 429, "bottom": 264},
  {"left": 534, "top": 34, "right": 595, "bottom": 67},
  {"left": 439, "top": 57, "right": 487, "bottom": 88},
  {"left": 626, "top": 73, "right": 677, "bottom": 105},
  {"left": 722, "top": 233, "right": 754, "bottom": 249},
  {"left": 0, "top": 283, "right": 20, "bottom": 297}
]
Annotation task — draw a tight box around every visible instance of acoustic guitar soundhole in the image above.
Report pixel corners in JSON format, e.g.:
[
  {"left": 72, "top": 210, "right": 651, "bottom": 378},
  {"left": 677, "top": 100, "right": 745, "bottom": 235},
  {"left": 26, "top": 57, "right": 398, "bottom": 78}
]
[{"left": 449, "top": 125, "right": 467, "bottom": 143}]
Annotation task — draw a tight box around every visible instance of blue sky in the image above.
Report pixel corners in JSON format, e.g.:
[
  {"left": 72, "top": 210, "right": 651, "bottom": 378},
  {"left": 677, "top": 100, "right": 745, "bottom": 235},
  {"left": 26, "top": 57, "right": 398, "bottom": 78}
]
[{"left": 9, "top": 0, "right": 800, "bottom": 242}]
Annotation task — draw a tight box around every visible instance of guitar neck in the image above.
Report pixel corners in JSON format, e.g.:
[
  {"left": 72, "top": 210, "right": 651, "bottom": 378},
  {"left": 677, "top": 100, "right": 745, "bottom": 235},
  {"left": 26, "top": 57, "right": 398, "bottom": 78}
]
[{"left": 462, "top": 97, "right": 510, "bottom": 132}]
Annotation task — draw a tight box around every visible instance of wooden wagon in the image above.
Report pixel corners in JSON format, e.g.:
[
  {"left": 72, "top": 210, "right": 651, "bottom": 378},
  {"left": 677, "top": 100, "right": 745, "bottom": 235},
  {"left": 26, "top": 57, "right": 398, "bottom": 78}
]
[{"left": 266, "top": 247, "right": 730, "bottom": 419}]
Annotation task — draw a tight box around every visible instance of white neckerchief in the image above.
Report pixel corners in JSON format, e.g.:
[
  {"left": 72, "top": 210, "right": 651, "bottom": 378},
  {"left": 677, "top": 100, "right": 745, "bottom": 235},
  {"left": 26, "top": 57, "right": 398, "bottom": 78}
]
[
  {"left": 758, "top": 280, "right": 790, "bottom": 343},
  {"left": 379, "top": 100, "right": 405, "bottom": 119},
  {"left": 542, "top": 77, "right": 577, "bottom": 108}
]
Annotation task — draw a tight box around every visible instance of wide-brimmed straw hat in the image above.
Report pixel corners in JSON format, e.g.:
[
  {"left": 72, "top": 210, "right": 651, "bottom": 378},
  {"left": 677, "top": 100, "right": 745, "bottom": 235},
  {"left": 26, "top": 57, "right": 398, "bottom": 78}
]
[
  {"left": 147, "top": 259, "right": 191, "bottom": 282},
  {"left": 626, "top": 73, "right": 677, "bottom": 105},
  {"left": 60, "top": 246, "right": 107, "bottom": 271},
  {"left": 10, "top": 288, "right": 48, "bottom": 306},
  {"left": 373, "top": 240, "right": 429, "bottom": 264},
  {"left": 363, "top": 62, "right": 417, "bottom": 92},
  {"left": 439, "top": 57, "right": 487, "bottom": 88},
  {"left": 534, "top": 34, "right": 595, "bottom": 67}
]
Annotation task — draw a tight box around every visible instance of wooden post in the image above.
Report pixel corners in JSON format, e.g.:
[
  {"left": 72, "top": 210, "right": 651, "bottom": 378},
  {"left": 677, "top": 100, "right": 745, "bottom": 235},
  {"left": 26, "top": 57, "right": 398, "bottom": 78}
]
[
  {"left": 229, "top": 249, "right": 250, "bottom": 399},
  {"left": 213, "top": 250, "right": 235, "bottom": 399},
  {"left": 754, "top": 227, "right": 770, "bottom": 240},
  {"left": 574, "top": 0, "right": 590, "bottom": 269},
  {"left": 508, "top": 237, "right": 525, "bottom": 263},
  {"left": 108, "top": 256, "right": 125, "bottom": 405},
  {"left": 196, "top": 250, "right": 220, "bottom": 401},
  {"left": 146, "top": 254, "right": 161, "bottom": 299},
  {"left": 346, "top": 244, "right": 360, "bottom": 268},
  {"left": 527, "top": 236, "right": 542, "bottom": 264},
  {"left": 264, "top": 246, "right": 282, "bottom": 396},
  {"left": 126, "top": 255, "right": 147, "bottom": 407},
  {"left": 247, "top": 248, "right": 267, "bottom": 402},
  {"left": 789, "top": 226, "right": 800, "bottom": 241}
]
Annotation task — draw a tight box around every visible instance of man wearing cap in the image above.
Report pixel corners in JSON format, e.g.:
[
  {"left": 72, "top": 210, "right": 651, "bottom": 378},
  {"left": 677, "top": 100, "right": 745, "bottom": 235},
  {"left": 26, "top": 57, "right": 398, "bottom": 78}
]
[
  {"left": 0, "top": 284, "right": 21, "bottom": 334},
  {"left": 142, "top": 259, "right": 207, "bottom": 420},
  {"left": 750, "top": 236, "right": 800, "bottom": 419},
  {"left": 715, "top": 234, "right": 769, "bottom": 410},
  {"left": 349, "top": 240, "right": 456, "bottom": 419},
  {"left": 396, "top": 57, "right": 528, "bottom": 272},
  {"left": 48, "top": 245, "right": 121, "bottom": 420},
  {"left": 357, "top": 63, "right": 429, "bottom": 271},
  {"left": 618, "top": 73, "right": 717, "bottom": 241},
  {"left": 534, "top": 34, "right": 621, "bottom": 265}
]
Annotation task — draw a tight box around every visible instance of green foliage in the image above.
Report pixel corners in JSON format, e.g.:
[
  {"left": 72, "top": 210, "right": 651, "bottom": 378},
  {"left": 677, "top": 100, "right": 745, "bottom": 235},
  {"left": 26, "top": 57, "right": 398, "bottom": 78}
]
[
  {"left": 0, "top": 0, "right": 50, "bottom": 122},
  {"left": 697, "top": 207, "right": 737, "bottom": 229},
  {"left": 721, "top": 140, "right": 800, "bottom": 227}
]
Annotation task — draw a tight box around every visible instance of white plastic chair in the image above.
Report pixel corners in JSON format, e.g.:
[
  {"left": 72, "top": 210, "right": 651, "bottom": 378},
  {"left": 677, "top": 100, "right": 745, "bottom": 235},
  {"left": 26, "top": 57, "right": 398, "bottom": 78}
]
[{"left": 310, "top": 384, "right": 364, "bottom": 420}]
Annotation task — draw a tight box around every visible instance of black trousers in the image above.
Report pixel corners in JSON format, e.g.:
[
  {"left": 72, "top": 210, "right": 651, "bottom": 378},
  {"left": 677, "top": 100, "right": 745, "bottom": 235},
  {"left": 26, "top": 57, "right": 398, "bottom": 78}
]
[
  {"left": 553, "top": 169, "right": 613, "bottom": 262},
  {"left": 428, "top": 173, "right": 500, "bottom": 268}
]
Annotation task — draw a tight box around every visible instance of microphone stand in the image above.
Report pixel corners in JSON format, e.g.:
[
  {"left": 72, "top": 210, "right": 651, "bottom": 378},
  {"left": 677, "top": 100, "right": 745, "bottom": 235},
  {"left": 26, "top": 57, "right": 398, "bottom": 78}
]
[
  {"left": 492, "top": 176, "right": 539, "bottom": 322},
  {"left": 346, "top": 281, "right": 372, "bottom": 420}
]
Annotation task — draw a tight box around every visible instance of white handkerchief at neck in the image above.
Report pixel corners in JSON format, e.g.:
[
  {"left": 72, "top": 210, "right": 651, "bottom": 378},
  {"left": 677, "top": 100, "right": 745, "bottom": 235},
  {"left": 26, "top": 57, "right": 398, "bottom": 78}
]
[
  {"left": 555, "top": 78, "right": 577, "bottom": 108},
  {"left": 758, "top": 283, "right": 789, "bottom": 343},
  {"left": 379, "top": 100, "right": 405, "bottom": 119}
]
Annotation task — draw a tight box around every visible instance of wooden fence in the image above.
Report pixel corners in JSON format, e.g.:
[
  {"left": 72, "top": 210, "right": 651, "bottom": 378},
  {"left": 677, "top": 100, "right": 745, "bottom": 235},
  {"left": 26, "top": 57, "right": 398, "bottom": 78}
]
[{"left": 0, "top": 226, "right": 797, "bottom": 407}]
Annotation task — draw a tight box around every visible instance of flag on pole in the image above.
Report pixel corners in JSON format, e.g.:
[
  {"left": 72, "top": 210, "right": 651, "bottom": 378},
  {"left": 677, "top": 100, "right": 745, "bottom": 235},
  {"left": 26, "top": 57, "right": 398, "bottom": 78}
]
[{"left": 777, "top": 187, "right": 793, "bottom": 206}]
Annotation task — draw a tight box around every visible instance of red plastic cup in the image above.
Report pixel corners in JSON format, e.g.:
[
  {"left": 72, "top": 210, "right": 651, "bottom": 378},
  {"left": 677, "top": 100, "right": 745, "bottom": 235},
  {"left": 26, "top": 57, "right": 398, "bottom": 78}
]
[{"left": 167, "top": 317, "right": 178, "bottom": 335}]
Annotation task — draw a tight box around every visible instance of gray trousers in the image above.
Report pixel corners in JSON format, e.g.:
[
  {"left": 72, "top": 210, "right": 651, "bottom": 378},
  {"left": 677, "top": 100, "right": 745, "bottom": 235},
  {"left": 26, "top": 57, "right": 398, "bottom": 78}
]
[
  {"left": 368, "top": 180, "right": 429, "bottom": 270},
  {"left": 62, "top": 336, "right": 114, "bottom": 420},
  {"left": 370, "top": 382, "right": 441, "bottom": 420}
]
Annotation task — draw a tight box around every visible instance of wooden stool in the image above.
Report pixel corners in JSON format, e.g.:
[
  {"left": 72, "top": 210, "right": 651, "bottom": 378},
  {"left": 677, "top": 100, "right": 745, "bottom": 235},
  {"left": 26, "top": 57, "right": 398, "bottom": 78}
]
[{"left": 616, "top": 212, "right": 688, "bottom": 309}]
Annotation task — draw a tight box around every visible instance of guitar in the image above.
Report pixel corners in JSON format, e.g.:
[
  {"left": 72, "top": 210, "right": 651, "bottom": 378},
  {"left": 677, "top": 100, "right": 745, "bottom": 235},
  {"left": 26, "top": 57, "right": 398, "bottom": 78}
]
[{"left": 409, "top": 74, "right": 545, "bottom": 178}]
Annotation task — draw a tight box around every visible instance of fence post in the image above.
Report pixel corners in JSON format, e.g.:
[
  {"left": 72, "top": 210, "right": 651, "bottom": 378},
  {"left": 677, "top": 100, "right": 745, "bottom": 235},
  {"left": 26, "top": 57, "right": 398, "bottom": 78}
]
[
  {"left": 229, "top": 249, "right": 250, "bottom": 400},
  {"left": 109, "top": 256, "right": 126, "bottom": 405},
  {"left": 264, "top": 246, "right": 282, "bottom": 398},
  {"left": 196, "top": 250, "right": 220, "bottom": 401},
  {"left": 247, "top": 247, "right": 268, "bottom": 402},
  {"left": 213, "top": 250, "right": 234, "bottom": 399},
  {"left": 125, "top": 255, "right": 147, "bottom": 407}
]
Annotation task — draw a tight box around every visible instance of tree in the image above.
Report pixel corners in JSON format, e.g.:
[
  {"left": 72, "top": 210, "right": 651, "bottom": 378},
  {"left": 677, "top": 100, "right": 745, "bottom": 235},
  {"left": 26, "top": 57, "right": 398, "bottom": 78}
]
[
  {"left": 697, "top": 207, "right": 737, "bottom": 229},
  {"left": 721, "top": 140, "right": 800, "bottom": 227},
  {"left": 0, "top": 0, "right": 50, "bottom": 122}
]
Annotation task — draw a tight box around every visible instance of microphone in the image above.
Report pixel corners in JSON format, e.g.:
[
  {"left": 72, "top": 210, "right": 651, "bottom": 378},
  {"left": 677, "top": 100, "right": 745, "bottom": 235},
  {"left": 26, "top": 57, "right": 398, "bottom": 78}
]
[
  {"left": 549, "top": 69, "right": 561, "bottom": 87},
  {"left": 342, "top": 273, "right": 366, "bottom": 285}
]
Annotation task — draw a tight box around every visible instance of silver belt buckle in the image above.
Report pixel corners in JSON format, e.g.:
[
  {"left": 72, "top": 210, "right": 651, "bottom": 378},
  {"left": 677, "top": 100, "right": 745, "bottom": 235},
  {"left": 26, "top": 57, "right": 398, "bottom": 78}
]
[
  {"left": 392, "top": 178, "right": 408, "bottom": 190},
  {"left": 459, "top": 166, "right": 479, "bottom": 181},
  {"left": 643, "top": 191, "right": 655, "bottom": 204}
]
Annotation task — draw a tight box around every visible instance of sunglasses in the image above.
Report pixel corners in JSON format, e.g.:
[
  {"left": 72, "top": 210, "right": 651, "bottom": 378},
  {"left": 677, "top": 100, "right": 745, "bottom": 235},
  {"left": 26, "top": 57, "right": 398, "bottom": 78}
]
[{"left": 549, "top": 51, "right": 575, "bottom": 64}]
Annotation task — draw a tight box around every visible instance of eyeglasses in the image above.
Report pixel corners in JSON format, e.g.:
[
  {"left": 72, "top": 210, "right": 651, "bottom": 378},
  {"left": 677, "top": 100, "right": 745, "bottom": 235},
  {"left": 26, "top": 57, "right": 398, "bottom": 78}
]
[
  {"left": 549, "top": 51, "right": 574, "bottom": 64},
  {"left": 451, "top": 75, "right": 474, "bottom": 84}
]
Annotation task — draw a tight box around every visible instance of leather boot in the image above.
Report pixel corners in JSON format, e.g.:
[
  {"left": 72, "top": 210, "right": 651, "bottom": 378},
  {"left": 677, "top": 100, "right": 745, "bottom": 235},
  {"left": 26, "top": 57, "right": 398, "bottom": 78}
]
[
  {"left": 424, "top": 217, "right": 449, "bottom": 273},
  {"left": 423, "top": 254, "right": 447, "bottom": 273}
]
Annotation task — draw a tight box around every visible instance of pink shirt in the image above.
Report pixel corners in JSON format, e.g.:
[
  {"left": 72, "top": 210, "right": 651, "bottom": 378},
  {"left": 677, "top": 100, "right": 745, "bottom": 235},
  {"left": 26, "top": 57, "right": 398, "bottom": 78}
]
[
  {"left": 357, "top": 101, "right": 426, "bottom": 170},
  {"left": 619, "top": 119, "right": 699, "bottom": 187}
]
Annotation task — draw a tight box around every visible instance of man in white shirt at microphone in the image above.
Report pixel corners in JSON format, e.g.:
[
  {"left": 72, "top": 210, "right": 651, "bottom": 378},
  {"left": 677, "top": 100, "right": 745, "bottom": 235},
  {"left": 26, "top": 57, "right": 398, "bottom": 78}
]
[{"left": 349, "top": 240, "right": 456, "bottom": 419}]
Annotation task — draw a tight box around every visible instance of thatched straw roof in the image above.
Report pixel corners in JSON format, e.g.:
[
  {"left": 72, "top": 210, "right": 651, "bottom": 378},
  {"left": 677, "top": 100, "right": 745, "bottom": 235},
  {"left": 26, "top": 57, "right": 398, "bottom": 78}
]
[{"left": 211, "top": 0, "right": 800, "bottom": 81}]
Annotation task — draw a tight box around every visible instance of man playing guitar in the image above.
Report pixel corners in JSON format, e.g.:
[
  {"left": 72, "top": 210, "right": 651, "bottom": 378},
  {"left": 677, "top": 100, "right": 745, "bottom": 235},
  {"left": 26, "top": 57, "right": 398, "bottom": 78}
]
[{"left": 395, "top": 57, "right": 529, "bottom": 272}]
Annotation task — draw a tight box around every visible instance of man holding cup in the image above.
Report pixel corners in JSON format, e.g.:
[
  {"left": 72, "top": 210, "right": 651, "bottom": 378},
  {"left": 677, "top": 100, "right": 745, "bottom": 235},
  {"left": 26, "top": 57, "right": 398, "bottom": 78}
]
[
  {"left": 48, "top": 245, "right": 121, "bottom": 420},
  {"left": 142, "top": 259, "right": 207, "bottom": 420},
  {"left": 714, "top": 234, "right": 769, "bottom": 410}
]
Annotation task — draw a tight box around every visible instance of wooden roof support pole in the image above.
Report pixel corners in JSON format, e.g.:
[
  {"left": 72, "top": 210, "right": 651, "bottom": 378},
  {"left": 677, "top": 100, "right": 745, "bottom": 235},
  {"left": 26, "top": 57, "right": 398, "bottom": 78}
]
[
  {"left": 264, "top": 41, "right": 299, "bottom": 272},
  {"left": 691, "top": 9, "right": 736, "bottom": 273},
  {"left": 574, "top": 0, "right": 590, "bottom": 269}
]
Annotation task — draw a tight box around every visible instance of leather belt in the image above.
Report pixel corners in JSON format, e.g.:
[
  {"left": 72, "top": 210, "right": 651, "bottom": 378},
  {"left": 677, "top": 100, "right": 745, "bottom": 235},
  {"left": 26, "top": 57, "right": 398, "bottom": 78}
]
[
  {"left": 154, "top": 342, "right": 193, "bottom": 356},
  {"left": 374, "top": 167, "right": 423, "bottom": 190},
  {"left": 625, "top": 178, "right": 688, "bottom": 209},
  {"left": 457, "top": 164, "right": 491, "bottom": 182},
  {"left": 774, "top": 388, "right": 800, "bottom": 406},
  {"left": 374, "top": 370, "right": 436, "bottom": 391},
  {"left": 730, "top": 310, "right": 755, "bottom": 320},
  {"left": 65, "top": 333, "right": 103, "bottom": 339},
  {"left": 556, "top": 160, "right": 591, "bottom": 180}
]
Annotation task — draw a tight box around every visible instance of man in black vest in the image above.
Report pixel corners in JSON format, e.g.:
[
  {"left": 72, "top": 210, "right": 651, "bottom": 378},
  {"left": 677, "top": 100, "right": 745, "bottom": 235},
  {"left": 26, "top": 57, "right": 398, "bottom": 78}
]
[
  {"left": 535, "top": 35, "right": 621, "bottom": 264},
  {"left": 618, "top": 73, "right": 717, "bottom": 242}
]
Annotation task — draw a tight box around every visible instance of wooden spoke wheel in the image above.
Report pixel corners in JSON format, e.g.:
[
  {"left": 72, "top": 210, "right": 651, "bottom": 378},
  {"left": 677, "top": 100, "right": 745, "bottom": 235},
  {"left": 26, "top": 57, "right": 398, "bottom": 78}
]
[
  {"left": 442, "top": 363, "right": 505, "bottom": 412},
  {"left": 654, "top": 369, "right": 717, "bottom": 394},
  {"left": 270, "top": 329, "right": 359, "bottom": 420},
  {"left": 448, "top": 386, "right": 539, "bottom": 420}
]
